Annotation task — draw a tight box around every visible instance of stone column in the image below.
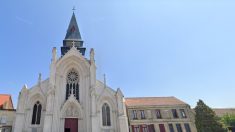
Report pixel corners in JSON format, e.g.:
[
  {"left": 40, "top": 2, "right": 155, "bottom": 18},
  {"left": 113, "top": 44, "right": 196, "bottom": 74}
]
[
  {"left": 91, "top": 90, "right": 99, "bottom": 132},
  {"left": 43, "top": 89, "right": 55, "bottom": 132},
  {"left": 118, "top": 98, "right": 129, "bottom": 132},
  {"left": 14, "top": 113, "right": 25, "bottom": 132},
  {"left": 118, "top": 115, "right": 129, "bottom": 132},
  {"left": 14, "top": 85, "right": 28, "bottom": 132}
]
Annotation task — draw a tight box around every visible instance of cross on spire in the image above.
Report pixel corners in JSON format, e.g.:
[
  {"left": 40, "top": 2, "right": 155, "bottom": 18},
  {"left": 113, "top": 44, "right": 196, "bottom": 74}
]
[{"left": 72, "top": 6, "right": 76, "bottom": 12}]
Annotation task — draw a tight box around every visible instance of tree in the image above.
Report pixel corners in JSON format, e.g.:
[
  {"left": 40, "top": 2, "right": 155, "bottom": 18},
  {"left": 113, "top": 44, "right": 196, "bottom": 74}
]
[
  {"left": 195, "top": 99, "right": 225, "bottom": 132},
  {"left": 221, "top": 114, "right": 235, "bottom": 131}
]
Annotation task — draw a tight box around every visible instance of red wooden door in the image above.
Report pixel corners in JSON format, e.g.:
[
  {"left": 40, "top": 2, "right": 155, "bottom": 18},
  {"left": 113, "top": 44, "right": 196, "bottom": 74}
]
[
  {"left": 65, "top": 118, "right": 78, "bottom": 132},
  {"left": 159, "top": 124, "right": 166, "bottom": 132}
]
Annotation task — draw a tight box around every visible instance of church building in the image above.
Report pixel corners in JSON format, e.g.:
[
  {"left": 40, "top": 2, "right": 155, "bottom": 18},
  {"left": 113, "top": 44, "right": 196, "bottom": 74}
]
[{"left": 13, "top": 13, "right": 129, "bottom": 132}]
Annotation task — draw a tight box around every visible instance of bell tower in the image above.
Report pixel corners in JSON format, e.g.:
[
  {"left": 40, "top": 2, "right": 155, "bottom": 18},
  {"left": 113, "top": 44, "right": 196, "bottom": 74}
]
[{"left": 61, "top": 12, "right": 86, "bottom": 56}]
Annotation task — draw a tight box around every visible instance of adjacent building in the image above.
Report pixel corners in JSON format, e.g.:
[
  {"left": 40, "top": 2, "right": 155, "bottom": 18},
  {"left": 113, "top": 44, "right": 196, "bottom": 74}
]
[
  {"left": 213, "top": 108, "right": 235, "bottom": 117},
  {"left": 0, "top": 94, "right": 16, "bottom": 132},
  {"left": 125, "top": 97, "right": 197, "bottom": 132}
]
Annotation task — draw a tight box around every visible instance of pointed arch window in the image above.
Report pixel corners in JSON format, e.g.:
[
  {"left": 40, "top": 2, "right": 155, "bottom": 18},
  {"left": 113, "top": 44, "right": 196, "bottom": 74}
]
[
  {"left": 102, "top": 103, "right": 111, "bottom": 126},
  {"left": 66, "top": 69, "right": 79, "bottom": 100},
  {"left": 31, "top": 101, "right": 42, "bottom": 125}
]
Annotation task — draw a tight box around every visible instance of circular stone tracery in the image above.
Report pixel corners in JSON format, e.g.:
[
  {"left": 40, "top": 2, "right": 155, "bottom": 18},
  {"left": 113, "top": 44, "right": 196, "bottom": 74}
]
[
  {"left": 67, "top": 71, "right": 79, "bottom": 82},
  {"left": 66, "top": 69, "right": 79, "bottom": 100}
]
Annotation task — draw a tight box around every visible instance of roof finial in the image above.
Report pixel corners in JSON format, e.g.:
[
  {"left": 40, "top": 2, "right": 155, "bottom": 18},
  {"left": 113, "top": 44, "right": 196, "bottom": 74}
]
[
  {"left": 104, "top": 74, "right": 106, "bottom": 88},
  {"left": 38, "top": 73, "right": 42, "bottom": 82},
  {"left": 38, "top": 73, "right": 42, "bottom": 86},
  {"left": 72, "top": 6, "right": 76, "bottom": 13}
]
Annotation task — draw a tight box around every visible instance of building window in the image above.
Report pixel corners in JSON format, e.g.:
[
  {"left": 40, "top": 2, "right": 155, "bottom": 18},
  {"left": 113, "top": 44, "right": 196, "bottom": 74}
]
[
  {"left": 132, "top": 110, "right": 138, "bottom": 119},
  {"left": 159, "top": 124, "right": 166, "bottom": 132},
  {"left": 142, "top": 125, "right": 148, "bottom": 132},
  {"left": 140, "top": 110, "right": 145, "bottom": 119},
  {"left": 1, "top": 127, "right": 12, "bottom": 132},
  {"left": 156, "top": 109, "right": 162, "bottom": 119},
  {"left": 168, "top": 124, "right": 174, "bottom": 132},
  {"left": 31, "top": 101, "right": 42, "bottom": 125},
  {"left": 172, "top": 109, "right": 178, "bottom": 118},
  {"left": 0, "top": 116, "right": 7, "bottom": 124},
  {"left": 176, "top": 124, "right": 182, "bottom": 132},
  {"left": 66, "top": 69, "right": 79, "bottom": 100},
  {"left": 148, "top": 124, "right": 155, "bottom": 132},
  {"left": 102, "top": 103, "right": 111, "bottom": 126},
  {"left": 133, "top": 125, "right": 140, "bottom": 132},
  {"left": 180, "top": 109, "right": 187, "bottom": 118},
  {"left": 184, "top": 123, "right": 191, "bottom": 132}
]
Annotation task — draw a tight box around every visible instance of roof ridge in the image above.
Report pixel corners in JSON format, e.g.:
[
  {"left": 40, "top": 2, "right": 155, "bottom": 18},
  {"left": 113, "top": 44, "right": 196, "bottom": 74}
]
[
  {"left": 213, "top": 108, "right": 235, "bottom": 109},
  {"left": 125, "top": 96, "right": 188, "bottom": 107},
  {"left": 0, "top": 94, "right": 11, "bottom": 96},
  {"left": 125, "top": 96, "right": 175, "bottom": 99}
]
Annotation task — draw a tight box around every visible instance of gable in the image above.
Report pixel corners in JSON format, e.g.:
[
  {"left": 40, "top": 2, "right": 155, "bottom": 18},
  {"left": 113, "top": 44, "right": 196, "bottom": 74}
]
[{"left": 0, "top": 94, "right": 14, "bottom": 109}]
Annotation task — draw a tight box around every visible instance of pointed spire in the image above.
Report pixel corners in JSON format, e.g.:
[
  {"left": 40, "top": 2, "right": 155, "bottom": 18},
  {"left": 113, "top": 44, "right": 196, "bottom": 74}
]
[
  {"left": 22, "top": 84, "right": 28, "bottom": 91},
  {"left": 64, "top": 12, "right": 82, "bottom": 40},
  {"left": 61, "top": 11, "right": 86, "bottom": 56}
]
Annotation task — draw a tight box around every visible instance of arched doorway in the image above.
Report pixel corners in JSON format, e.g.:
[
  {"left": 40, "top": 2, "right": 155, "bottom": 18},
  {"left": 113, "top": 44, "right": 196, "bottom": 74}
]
[
  {"left": 61, "top": 94, "right": 83, "bottom": 132},
  {"left": 64, "top": 118, "right": 78, "bottom": 132}
]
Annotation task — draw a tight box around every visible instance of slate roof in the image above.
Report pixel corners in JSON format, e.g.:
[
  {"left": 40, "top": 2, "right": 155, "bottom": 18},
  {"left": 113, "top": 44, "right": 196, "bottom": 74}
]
[
  {"left": 125, "top": 97, "right": 187, "bottom": 107},
  {"left": 62, "top": 13, "right": 85, "bottom": 56},
  {"left": 65, "top": 12, "right": 82, "bottom": 40}
]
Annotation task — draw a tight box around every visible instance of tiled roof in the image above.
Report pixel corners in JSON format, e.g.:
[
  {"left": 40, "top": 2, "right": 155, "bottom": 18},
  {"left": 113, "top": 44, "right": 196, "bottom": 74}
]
[
  {"left": 0, "top": 94, "right": 10, "bottom": 105},
  {"left": 213, "top": 108, "right": 235, "bottom": 117},
  {"left": 125, "top": 97, "right": 187, "bottom": 107},
  {"left": 0, "top": 94, "right": 13, "bottom": 109}
]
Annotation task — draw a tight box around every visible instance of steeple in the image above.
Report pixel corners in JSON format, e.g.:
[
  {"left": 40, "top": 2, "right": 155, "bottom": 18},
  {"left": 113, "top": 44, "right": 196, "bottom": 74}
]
[
  {"left": 64, "top": 12, "right": 82, "bottom": 40},
  {"left": 61, "top": 12, "right": 86, "bottom": 56}
]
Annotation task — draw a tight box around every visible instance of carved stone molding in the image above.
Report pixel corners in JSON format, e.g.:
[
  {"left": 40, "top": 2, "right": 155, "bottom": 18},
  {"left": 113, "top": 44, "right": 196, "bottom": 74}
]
[{"left": 61, "top": 94, "right": 83, "bottom": 119}]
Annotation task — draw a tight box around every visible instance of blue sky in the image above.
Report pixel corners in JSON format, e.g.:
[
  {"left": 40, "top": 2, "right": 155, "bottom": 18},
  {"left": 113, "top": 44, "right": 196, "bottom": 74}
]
[{"left": 1, "top": 0, "right": 235, "bottom": 108}]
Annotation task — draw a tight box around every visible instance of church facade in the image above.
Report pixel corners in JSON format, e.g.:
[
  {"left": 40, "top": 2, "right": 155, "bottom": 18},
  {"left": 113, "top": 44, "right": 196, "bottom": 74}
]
[{"left": 13, "top": 13, "right": 129, "bottom": 132}]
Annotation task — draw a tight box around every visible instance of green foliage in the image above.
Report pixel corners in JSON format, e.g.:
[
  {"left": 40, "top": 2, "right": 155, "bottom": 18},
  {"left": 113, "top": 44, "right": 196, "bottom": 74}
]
[
  {"left": 195, "top": 99, "right": 225, "bottom": 132},
  {"left": 221, "top": 114, "right": 235, "bottom": 129}
]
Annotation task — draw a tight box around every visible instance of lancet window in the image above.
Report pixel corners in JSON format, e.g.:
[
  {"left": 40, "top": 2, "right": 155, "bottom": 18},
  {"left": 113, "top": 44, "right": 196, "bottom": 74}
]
[
  {"left": 102, "top": 103, "right": 111, "bottom": 126},
  {"left": 31, "top": 101, "right": 42, "bottom": 125},
  {"left": 66, "top": 69, "right": 79, "bottom": 100}
]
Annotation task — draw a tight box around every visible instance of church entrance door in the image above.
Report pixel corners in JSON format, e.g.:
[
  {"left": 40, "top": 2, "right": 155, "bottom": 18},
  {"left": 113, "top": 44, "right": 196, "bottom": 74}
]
[{"left": 64, "top": 118, "right": 78, "bottom": 132}]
